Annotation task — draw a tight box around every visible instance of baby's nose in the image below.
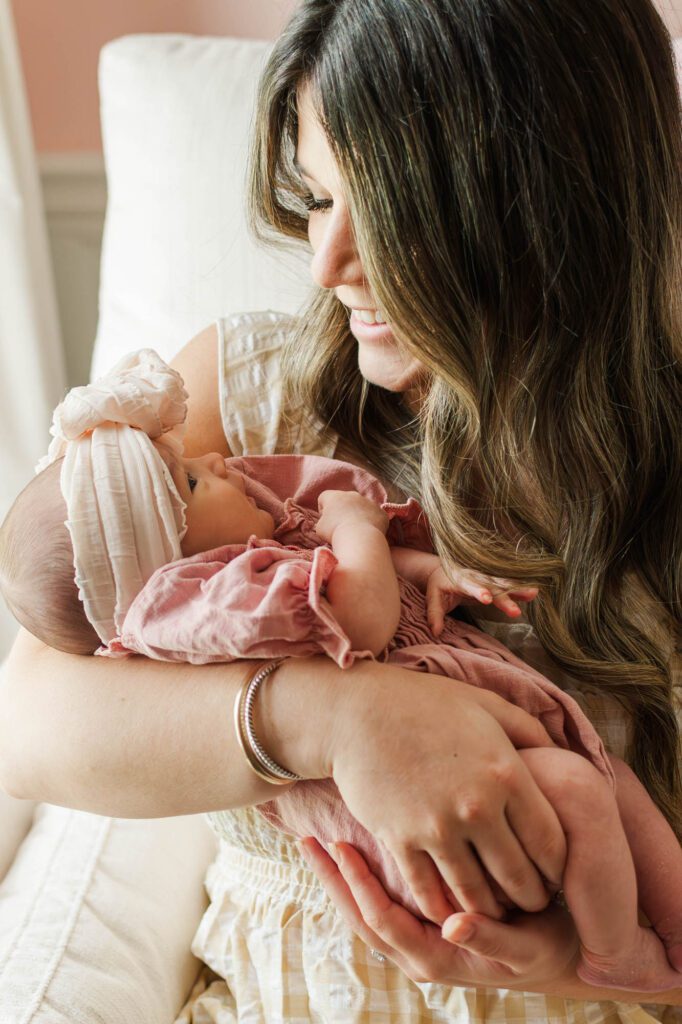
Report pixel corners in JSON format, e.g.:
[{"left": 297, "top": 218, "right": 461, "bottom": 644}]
[{"left": 200, "top": 453, "right": 227, "bottom": 477}]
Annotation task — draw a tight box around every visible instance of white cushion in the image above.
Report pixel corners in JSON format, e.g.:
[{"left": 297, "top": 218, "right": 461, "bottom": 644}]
[
  {"left": 0, "top": 663, "right": 37, "bottom": 884},
  {"left": 0, "top": 804, "right": 217, "bottom": 1024},
  {"left": 92, "top": 34, "right": 313, "bottom": 378},
  {"left": 0, "top": 790, "right": 36, "bottom": 886}
]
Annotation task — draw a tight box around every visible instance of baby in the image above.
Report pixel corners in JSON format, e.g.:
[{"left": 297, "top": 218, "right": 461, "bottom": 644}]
[{"left": 1, "top": 349, "right": 681, "bottom": 994}]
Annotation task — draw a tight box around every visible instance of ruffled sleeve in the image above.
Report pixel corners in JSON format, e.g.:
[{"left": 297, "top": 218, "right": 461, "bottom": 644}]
[
  {"left": 100, "top": 538, "right": 372, "bottom": 668},
  {"left": 384, "top": 496, "right": 434, "bottom": 551}
]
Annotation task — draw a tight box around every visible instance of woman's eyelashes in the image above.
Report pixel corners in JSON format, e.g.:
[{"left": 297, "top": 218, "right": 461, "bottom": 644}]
[
  {"left": 187, "top": 474, "right": 198, "bottom": 493},
  {"left": 302, "top": 191, "right": 333, "bottom": 214}
]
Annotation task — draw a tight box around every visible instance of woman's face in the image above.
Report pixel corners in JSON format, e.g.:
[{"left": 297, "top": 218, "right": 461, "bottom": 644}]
[{"left": 296, "top": 84, "right": 425, "bottom": 396}]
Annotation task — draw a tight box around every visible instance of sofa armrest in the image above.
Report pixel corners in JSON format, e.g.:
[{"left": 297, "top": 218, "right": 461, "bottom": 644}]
[
  {"left": 0, "top": 804, "right": 218, "bottom": 1024},
  {"left": 0, "top": 789, "right": 37, "bottom": 885}
]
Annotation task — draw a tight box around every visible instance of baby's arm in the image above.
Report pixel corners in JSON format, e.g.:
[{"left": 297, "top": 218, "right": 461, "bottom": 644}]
[{"left": 315, "top": 490, "right": 401, "bottom": 656}]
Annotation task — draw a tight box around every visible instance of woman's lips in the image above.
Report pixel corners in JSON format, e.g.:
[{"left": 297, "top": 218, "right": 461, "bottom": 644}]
[{"left": 350, "top": 310, "right": 395, "bottom": 343}]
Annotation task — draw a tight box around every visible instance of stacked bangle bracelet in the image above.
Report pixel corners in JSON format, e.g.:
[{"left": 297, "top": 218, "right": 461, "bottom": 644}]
[{"left": 233, "top": 658, "right": 304, "bottom": 785}]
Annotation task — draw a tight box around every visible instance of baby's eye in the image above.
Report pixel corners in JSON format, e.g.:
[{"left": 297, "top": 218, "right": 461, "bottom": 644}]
[{"left": 187, "top": 474, "right": 198, "bottom": 493}]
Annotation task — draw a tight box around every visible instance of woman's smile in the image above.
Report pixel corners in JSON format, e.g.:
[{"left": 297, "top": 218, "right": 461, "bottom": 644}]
[{"left": 349, "top": 309, "right": 396, "bottom": 345}]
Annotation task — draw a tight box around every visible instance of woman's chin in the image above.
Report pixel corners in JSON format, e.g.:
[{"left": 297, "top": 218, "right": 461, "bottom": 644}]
[{"left": 356, "top": 342, "right": 424, "bottom": 394}]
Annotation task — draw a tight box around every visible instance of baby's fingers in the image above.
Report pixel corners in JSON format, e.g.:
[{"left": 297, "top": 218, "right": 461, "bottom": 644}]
[
  {"left": 427, "top": 594, "right": 447, "bottom": 637},
  {"left": 492, "top": 587, "right": 538, "bottom": 619},
  {"left": 428, "top": 587, "right": 473, "bottom": 636}
]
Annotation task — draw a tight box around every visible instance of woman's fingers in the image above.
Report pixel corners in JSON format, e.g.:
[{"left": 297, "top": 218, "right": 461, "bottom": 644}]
[
  {"left": 471, "top": 823, "right": 550, "bottom": 912},
  {"left": 443, "top": 903, "right": 579, "bottom": 980},
  {"left": 506, "top": 794, "right": 568, "bottom": 886},
  {"left": 426, "top": 840, "right": 506, "bottom": 920},
  {"left": 391, "top": 847, "right": 459, "bottom": 924},
  {"left": 443, "top": 913, "right": 517, "bottom": 970},
  {"left": 298, "top": 838, "right": 565, "bottom": 990},
  {"left": 297, "top": 838, "right": 431, "bottom": 962},
  {"left": 471, "top": 689, "right": 555, "bottom": 750},
  {"left": 296, "top": 838, "right": 394, "bottom": 952}
]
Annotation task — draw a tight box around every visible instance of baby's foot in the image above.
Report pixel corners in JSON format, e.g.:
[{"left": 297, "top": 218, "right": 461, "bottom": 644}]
[{"left": 577, "top": 926, "right": 682, "bottom": 993}]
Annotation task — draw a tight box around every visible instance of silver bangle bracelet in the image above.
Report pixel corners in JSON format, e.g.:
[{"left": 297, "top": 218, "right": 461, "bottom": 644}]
[{"left": 241, "top": 659, "right": 304, "bottom": 783}]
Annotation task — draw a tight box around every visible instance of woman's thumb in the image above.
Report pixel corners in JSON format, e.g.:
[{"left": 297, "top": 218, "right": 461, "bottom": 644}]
[{"left": 442, "top": 914, "right": 520, "bottom": 971}]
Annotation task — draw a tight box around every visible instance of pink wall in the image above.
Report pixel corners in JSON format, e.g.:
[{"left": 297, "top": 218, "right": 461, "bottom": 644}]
[
  {"left": 11, "top": 0, "right": 298, "bottom": 153},
  {"left": 13, "top": 0, "right": 682, "bottom": 154}
]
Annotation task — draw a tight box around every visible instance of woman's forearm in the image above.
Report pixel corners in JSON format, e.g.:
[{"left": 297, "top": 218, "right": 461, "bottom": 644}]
[{"left": 0, "top": 630, "right": 348, "bottom": 817}]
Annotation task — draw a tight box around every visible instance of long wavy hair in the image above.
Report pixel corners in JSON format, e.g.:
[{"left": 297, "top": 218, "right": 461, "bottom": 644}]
[{"left": 247, "top": 0, "right": 682, "bottom": 835}]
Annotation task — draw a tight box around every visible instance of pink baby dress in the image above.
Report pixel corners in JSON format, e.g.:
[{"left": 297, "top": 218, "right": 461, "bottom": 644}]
[{"left": 106, "top": 452, "right": 615, "bottom": 918}]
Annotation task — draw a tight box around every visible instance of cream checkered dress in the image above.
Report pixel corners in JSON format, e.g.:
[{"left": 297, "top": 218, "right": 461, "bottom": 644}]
[{"left": 175, "top": 312, "right": 680, "bottom": 1024}]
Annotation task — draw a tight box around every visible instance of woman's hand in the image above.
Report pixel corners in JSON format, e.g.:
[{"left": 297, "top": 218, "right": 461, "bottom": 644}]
[
  {"left": 297, "top": 838, "right": 579, "bottom": 989},
  {"left": 326, "top": 664, "right": 567, "bottom": 924},
  {"left": 316, "top": 489, "right": 389, "bottom": 543}
]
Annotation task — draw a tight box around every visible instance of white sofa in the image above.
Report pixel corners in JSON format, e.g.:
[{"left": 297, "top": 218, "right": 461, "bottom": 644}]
[
  {"left": 0, "top": 34, "right": 312, "bottom": 1024},
  {"left": 1, "top": 25, "right": 681, "bottom": 1024}
]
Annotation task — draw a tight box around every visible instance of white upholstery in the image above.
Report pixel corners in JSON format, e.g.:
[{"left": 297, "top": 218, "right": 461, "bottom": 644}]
[
  {"left": 0, "top": 791, "right": 36, "bottom": 887},
  {"left": 92, "top": 33, "right": 313, "bottom": 378},
  {"left": 0, "top": 805, "right": 217, "bottom": 1024}
]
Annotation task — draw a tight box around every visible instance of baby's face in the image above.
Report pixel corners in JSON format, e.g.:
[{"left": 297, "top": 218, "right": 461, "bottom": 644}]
[{"left": 162, "top": 449, "right": 275, "bottom": 556}]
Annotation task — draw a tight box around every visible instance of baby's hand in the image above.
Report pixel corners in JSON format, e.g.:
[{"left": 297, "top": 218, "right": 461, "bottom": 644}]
[
  {"left": 315, "top": 490, "right": 390, "bottom": 544},
  {"left": 426, "top": 565, "right": 539, "bottom": 637}
]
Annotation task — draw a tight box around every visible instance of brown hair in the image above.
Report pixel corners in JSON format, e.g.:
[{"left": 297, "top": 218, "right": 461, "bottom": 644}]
[
  {"left": 248, "top": 0, "right": 682, "bottom": 833},
  {"left": 0, "top": 459, "right": 99, "bottom": 655}
]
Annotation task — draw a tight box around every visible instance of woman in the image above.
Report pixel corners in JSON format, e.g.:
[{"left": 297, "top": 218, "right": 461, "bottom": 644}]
[{"left": 1, "top": 0, "right": 680, "bottom": 1020}]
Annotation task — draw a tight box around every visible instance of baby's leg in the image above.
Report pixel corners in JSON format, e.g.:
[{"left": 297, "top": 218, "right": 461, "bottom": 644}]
[
  {"left": 608, "top": 753, "right": 682, "bottom": 971},
  {"left": 519, "top": 748, "right": 682, "bottom": 992}
]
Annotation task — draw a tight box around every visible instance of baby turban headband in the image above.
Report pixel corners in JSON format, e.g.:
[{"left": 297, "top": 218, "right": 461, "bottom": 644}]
[{"left": 36, "top": 349, "right": 189, "bottom": 646}]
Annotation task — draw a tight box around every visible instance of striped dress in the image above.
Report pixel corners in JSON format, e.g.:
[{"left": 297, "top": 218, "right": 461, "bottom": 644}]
[{"left": 175, "top": 311, "right": 680, "bottom": 1024}]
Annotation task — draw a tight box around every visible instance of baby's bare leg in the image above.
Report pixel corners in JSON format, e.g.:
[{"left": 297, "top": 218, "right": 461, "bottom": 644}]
[
  {"left": 608, "top": 754, "right": 682, "bottom": 971},
  {"left": 519, "top": 748, "right": 682, "bottom": 992}
]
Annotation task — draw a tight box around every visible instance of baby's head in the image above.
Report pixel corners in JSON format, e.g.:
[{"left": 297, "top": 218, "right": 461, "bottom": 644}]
[
  {"left": 0, "top": 448, "right": 275, "bottom": 655},
  {"left": 0, "top": 349, "right": 275, "bottom": 656},
  {"left": 0, "top": 458, "right": 99, "bottom": 654}
]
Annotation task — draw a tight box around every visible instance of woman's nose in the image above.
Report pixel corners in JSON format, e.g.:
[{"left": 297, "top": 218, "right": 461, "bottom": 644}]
[{"left": 309, "top": 203, "right": 364, "bottom": 291}]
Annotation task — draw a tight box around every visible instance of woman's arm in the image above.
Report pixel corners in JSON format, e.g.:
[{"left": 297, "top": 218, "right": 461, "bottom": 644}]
[{"left": 0, "top": 630, "right": 334, "bottom": 815}]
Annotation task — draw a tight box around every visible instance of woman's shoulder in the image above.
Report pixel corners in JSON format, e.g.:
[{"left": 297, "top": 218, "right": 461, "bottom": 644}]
[
  {"left": 172, "top": 311, "right": 338, "bottom": 461},
  {"left": 170, "top": 322, "right": 229, "bottom": 458}
]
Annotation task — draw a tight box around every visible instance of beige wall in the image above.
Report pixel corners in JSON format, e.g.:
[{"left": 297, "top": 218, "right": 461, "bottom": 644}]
[
  {"left": 13, "top": 0, "right": 682, "bottom": 155},
  {"left": 11, "top": 0, "right": 297, "bottom": 153}
]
